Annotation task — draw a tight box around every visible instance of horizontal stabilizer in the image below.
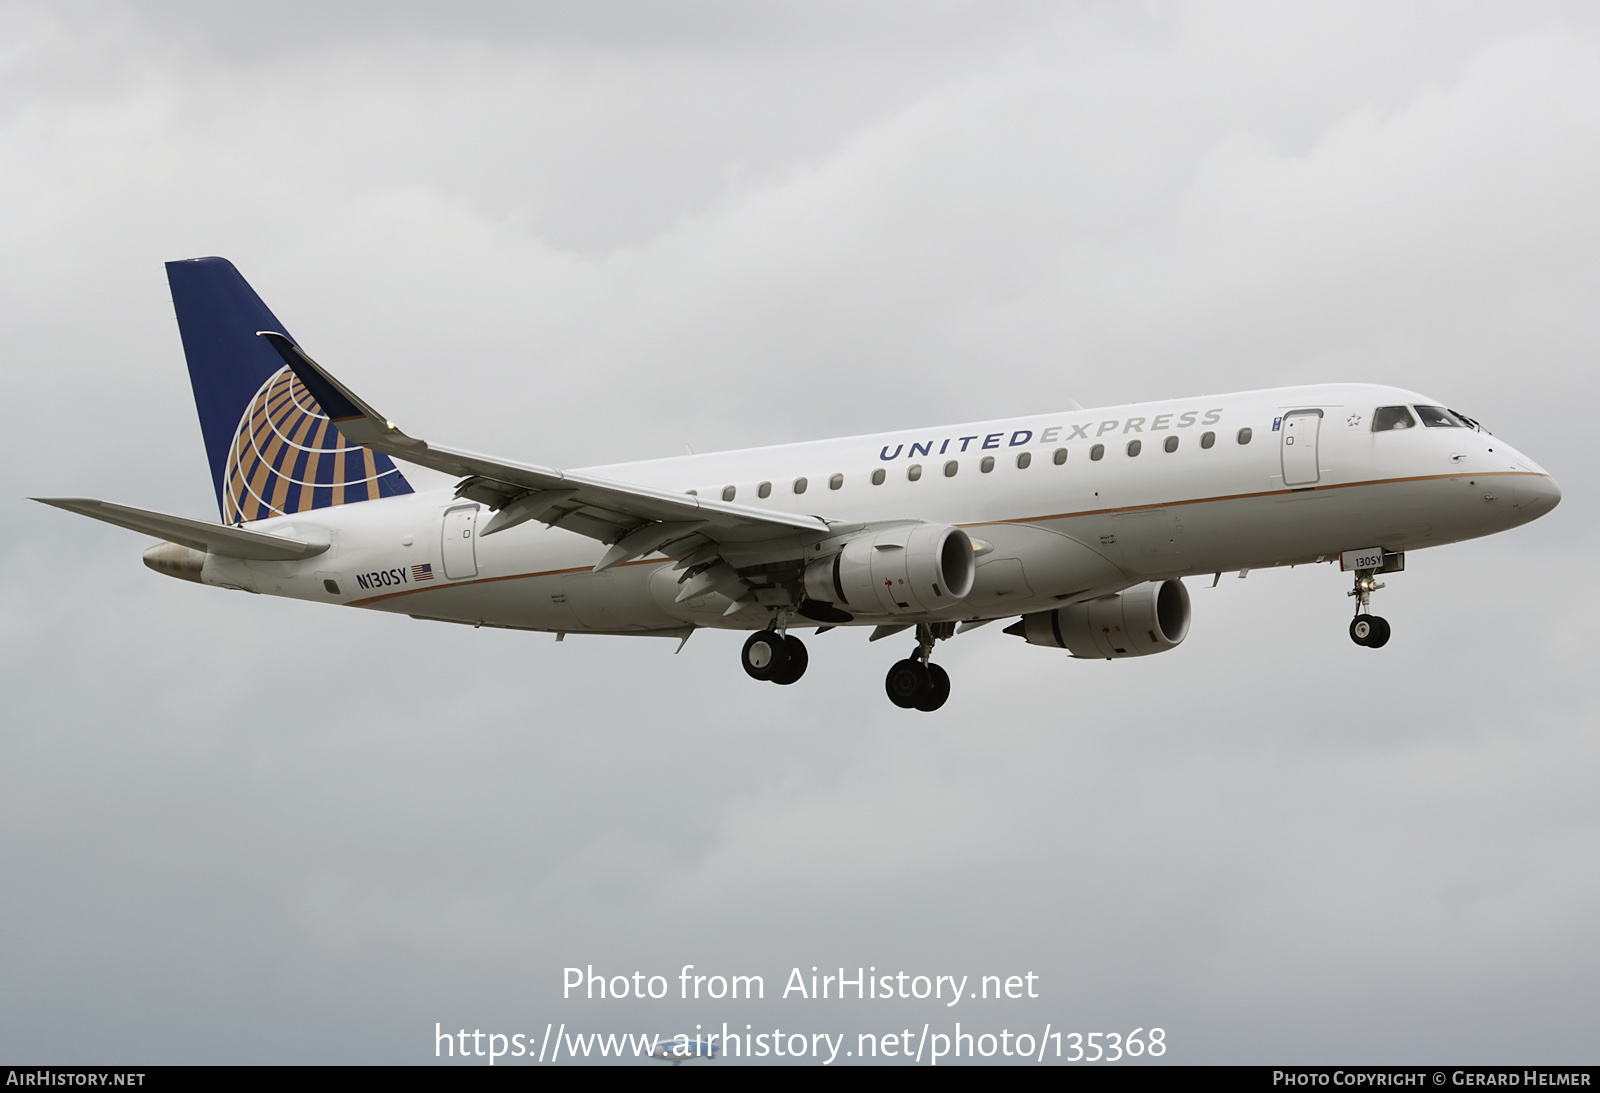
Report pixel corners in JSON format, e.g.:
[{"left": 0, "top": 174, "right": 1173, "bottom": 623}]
[{"left": 32, "top": 497, "right": 329, "bottom": 561}]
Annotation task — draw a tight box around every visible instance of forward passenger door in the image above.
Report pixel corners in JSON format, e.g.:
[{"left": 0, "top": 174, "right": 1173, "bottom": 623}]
[{"left": 1280, "top": 409, "right": 1323, "bottom": 487}]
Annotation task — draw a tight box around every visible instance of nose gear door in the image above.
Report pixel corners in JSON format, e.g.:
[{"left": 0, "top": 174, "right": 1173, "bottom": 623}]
[{"left": 1280, "top": 409, "right": 1323, "bottom": 487}]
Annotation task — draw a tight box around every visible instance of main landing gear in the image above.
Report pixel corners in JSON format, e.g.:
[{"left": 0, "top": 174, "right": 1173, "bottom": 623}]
[
  {"left": 741, "top": 628, "right": 808, "bottom": 685},
  {"left": 885, "top": 623, "right": 953, "bottom": 712},
  {"left": 738, "top": 619, "right": 955, "bottom": 710},
  {"left": 1347, "top": 569, "right": 1391, "bottom": 649}
]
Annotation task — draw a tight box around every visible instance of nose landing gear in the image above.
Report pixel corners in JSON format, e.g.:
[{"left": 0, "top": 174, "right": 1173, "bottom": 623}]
[
  {"left": 1349, "top": 614, "right": 1391, "bottom": 648},
  {"left": 1347, "top": 569, "right": 1391, "bottom": 648},
  {"left": 885, "top": 623, "right": 953, "bottom": 711}
]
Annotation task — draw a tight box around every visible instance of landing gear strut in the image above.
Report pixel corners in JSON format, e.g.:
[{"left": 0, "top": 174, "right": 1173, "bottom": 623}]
[
  {"left": 741, "top": 624, "right": 808, "bottom": 685},
  {"left": 885, "top": 623, "right": 953, "bottom": 711},
  {"left": 1347, "top": 569, "right": 1391, "bottom": 649}
]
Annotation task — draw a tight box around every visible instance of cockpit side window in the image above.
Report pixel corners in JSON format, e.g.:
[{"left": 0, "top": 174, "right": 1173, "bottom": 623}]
[
  {"left": 1372, "top": 405, "right": 1416, "bottom": 432},
  {"left": 1415, "top": 405, "right": 1468, "bottom": 428}
]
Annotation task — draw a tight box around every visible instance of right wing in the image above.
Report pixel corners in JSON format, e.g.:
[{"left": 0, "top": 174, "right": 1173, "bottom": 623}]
[{"left": 257, "top": 333, "right": 834, "bottom": 575}]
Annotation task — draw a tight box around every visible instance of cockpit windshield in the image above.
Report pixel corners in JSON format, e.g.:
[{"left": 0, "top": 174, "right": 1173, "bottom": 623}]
[
  {"left": 1372, "top": 405, "right": 1415, "bottom": 431},
  {"left": 1414, "top": 405, "right": 1469, "bottom": 428}
]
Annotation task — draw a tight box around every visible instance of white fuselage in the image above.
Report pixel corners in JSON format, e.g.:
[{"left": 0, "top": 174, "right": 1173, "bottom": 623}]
[{"left": 205, "top": 383, "right": 1559, "bottom": 636}]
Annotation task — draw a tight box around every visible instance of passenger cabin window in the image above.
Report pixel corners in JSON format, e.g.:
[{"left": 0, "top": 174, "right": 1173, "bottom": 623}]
[
  {"left": 871, "top": 468, "right": 886, "bottom": 485},
  {"left": 1090, "top": 444, "right": 1105, "bottom": 461},
  {"left": 1164, "top": 435, "right": 1179, "bottom": 453},
  {"left": 1200, "top": 431, "right": 1215, "bottom": 449},
  {"left": 1372, "top": 406, "right": 1415, "bottom": 431},
  {"left": 943, "top": 460, "right": 959, "bottom": 477},
  {"left": 1016, "top": 451, "right": 1032, "bottom": 469},
  {"left": 829, "top": 473, "right": 844, "bottom": 490},
  {"left": 1126, "top": 439, "right": 1142, "bottom": 457},
  {"left": 1053, "top": 448, "right": 1068, "bottom": 465},
  {"left": 721, "top": 485, "right": 736, "bottom": 502},
  {"left": 793, "top": 477, "right": 808, "bottom": 494},
  {"left": 908, "top": 464, "right": 923, "bottom": 481},
  {"left": 980, "top": 456, "right": 995, "bottom": 473},
  {"left": 758, "top": 481, "right": 772, "bottom": 498},
  {"left": 1415, "top": 405, "right": 1468, "bottom": 428},
  {"left": 1237, "top": 427, "right": 1253, "bottom": 445}
]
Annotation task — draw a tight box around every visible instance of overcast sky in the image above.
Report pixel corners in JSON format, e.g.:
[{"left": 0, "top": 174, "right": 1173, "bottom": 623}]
[{"left": 3, "top": 0, "right": 1598, "bottom": 1065}]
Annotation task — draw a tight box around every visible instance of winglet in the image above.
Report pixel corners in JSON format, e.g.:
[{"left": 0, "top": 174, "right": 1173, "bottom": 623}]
[{"left": 256, "top": 331, "right": 419, "bottom": 451}]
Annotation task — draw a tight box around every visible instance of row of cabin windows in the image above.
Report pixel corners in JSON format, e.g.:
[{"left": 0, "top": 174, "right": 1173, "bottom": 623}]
[{"left": 693, "top": 428, "right": 1254, "bottom": 501}]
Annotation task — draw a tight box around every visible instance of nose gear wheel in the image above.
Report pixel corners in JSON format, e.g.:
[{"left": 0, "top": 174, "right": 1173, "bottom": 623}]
[
  {"left": 1349, "top": 615, "right": 1390, "bottom": 648},
  {"left": 1347, "top": 566, "right": 1394, "bottom": 648}
]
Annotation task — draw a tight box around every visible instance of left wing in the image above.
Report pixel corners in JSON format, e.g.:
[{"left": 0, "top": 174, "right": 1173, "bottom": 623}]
[{"left": 257, "top": 333, "right": 831, "bottom": 576}]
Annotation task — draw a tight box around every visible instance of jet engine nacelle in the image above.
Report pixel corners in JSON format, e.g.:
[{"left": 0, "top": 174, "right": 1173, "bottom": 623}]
[
  {"left": 803, "top": 524, "right": 975, "bottom": 616},
  {"left": 1008, "top": 579, "right": 1190, "bottom": 658}
]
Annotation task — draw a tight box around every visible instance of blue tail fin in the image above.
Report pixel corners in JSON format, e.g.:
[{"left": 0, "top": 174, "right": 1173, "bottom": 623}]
[{"left": 166, "top": 257, "right": 413, "bottom": 523}]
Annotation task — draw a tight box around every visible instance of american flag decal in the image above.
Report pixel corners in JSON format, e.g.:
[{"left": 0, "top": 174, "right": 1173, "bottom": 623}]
[{"left": 412, "top": 563, "right": 434, "bottom": 581}]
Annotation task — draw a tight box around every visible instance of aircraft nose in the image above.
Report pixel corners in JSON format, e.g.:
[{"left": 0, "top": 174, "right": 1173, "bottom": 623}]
[{"left": 1518, "top": 474, "right": 1562, "bottom": 519}]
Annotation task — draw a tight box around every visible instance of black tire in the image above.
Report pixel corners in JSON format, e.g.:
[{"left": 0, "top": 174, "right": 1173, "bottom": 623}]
[
  {"left": 885, "top": 659, "right": 930, "bottom": 709},
  {"left": 1366, "top": 616, "right": 1391, "bottom": 649},
  {"left": 742, "top": 630, "right": 789, "bottom": 681},
  {"left": 771, "top": 635, "right": 809, "bottom": 685},
  {"left": 915, "top": 663, "right": 951, "bottom": 712},
  {"left": 1349, "top": 616, "right": 1374, "bottom": 647}
]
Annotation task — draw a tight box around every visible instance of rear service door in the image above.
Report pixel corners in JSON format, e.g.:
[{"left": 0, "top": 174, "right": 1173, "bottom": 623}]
[
  {"left": 441, "top": 504, "right": 479, "bottom": 579},
  {"left": 1280, "top": 409, "right": 1323, "bottom": 487}
]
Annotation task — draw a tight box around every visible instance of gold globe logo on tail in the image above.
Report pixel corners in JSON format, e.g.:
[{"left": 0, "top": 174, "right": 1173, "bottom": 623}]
[{"left": 223, "top": 366, "right": 409, "bottom": 523}]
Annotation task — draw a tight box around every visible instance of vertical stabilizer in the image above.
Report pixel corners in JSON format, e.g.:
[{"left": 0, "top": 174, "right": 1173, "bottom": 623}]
[{"left": 166, "top": 257, "right": 412, "bottom": 522}]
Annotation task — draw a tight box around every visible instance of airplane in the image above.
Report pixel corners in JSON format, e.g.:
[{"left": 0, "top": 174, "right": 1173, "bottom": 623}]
[{"left": 35, "top": 258, "right": 1561, "bottom": 712}]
